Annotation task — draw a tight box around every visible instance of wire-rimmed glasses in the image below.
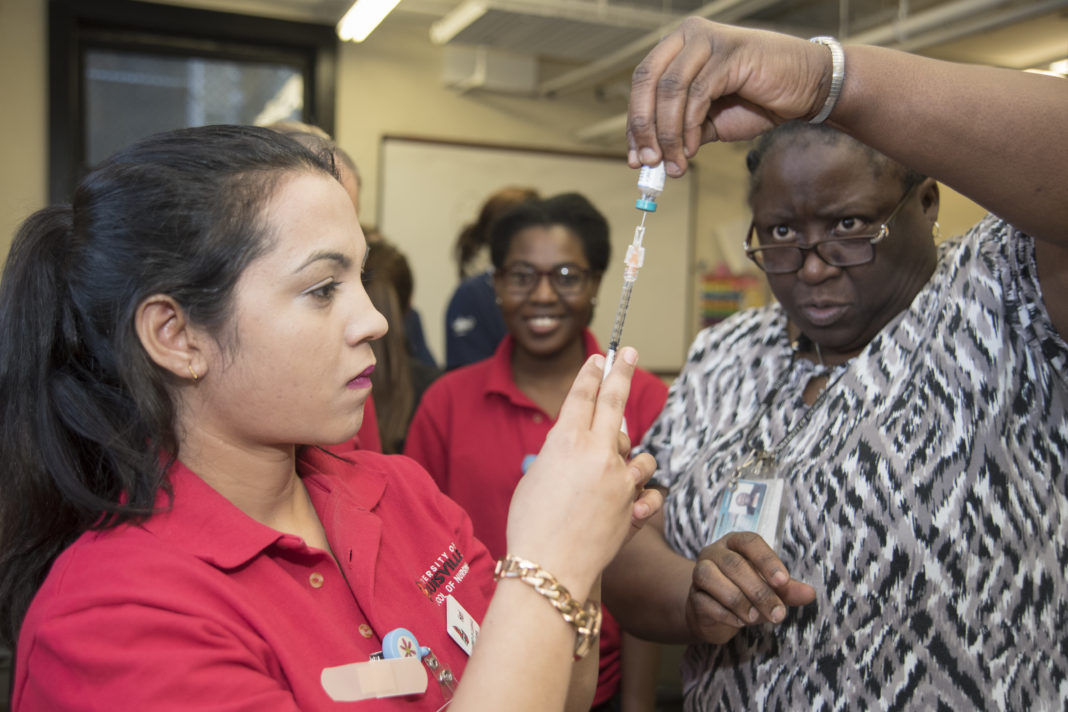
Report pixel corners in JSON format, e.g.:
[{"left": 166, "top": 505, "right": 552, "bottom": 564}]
[
  {"left": 744, "top": 184, "right": 916, "bottom": 274},
  {"left": 498, "top": 262, "right": 592, "bottom": 297}
]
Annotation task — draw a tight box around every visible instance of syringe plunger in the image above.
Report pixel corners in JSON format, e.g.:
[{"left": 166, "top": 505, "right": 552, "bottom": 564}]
[{"left": 635, "top": 161, "right": 666, "bottom": 212}]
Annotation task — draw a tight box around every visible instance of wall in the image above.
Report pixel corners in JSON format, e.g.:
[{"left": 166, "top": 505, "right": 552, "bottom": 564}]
[
  {"left": 0, "top": 0, "right": 48, "bottom": 262},
  {"left": 0, "top": 0, "right": 989, "bottom": 362},
  {"left": 378, "top": 138, "right": 695, "bottom": 370}
]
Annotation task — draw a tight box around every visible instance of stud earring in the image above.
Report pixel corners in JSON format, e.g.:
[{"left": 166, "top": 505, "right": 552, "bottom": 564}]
[
  {"left": 187, "top": 363, "right": 199, "bottom": 382},
  {"left": 495, "top": 296, "right": 503, "bottom": 305},
  {"left": 932, "top": 221, "right": 941, "bottom": 240},
  {"left": 589, "top": 297, "right": 598, "bottom": 306}
]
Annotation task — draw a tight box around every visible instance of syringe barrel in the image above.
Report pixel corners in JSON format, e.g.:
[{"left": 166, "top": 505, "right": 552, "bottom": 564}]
[{"left": 608, "top": 278, "right": 635, "bottom": 350}]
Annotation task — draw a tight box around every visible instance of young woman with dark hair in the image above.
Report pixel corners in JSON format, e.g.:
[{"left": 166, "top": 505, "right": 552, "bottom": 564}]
[{"left": 0, "top": 125, "right": 661, "bottom": 711}]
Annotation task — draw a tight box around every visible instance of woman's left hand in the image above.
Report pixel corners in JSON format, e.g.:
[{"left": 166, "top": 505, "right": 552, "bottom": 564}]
[{"left": 685, "top": 531, "right": 816, "bottom": 644}]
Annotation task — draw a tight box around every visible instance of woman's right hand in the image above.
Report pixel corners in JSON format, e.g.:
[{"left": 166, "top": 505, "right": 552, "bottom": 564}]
[
  {"left": 685, "top": 531, "right": 816, "bottom": 644},
  {"left": 627, "top": 18, "right": 834, "bottom": 177},
  {"left": 505, "top": 348, "right": 660, "bottom": 598}
]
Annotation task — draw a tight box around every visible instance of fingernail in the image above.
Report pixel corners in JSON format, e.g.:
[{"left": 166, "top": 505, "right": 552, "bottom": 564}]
[
  {"left": 622, "top": 347, "right": 638, "bottom": 365},
  {"left": 633, "top": 501, "right": 649, "bottom": 518},
  {"left": 627, "top": 149, "right": 638, "bottom": 166},
  {"left": 639, "top": 147, "right": 659, "bottom": 165},
  {"left": 747, "top": 607, "right": 759, "bottom": 623},
  {"left": 769, "top": 570, "right": 788, "bottom": 587},
  {"left": 770, "top": 605, "right": 785, "bottom": 624},
  {"left": 591, "top": 354, "right": 606, "bottom": 369},
  {"left": 666, "top": 161, "right": 682, "bottom": 176}
]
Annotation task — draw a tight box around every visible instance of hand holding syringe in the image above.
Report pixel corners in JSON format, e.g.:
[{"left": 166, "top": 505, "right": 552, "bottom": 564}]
[{"left": 603, "top": 161, "right": 666, "bottom": 381}]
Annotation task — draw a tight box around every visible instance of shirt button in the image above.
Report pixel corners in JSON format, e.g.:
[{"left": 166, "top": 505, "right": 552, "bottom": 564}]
[
  {"left": 532, "top": 414, "right": 543, "bottom": 423},
  {"left": 359, "top": 624, "right": 374, "bottom": 639},
  {"left": 309, "top": 572, "right": 325, "bottom": 588}
]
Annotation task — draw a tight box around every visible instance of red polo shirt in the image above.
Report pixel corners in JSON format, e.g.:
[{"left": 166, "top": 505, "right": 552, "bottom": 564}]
[
  {"left": 15, "top": 449, "right": 494, "bottom": 710},
  {"left": 403, "top": 329, "right": 668, "bottom": 705}
]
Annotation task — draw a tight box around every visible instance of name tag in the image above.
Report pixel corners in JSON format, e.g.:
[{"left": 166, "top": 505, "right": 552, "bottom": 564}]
[
  {"left": 710, "top": 478, "right": 785, "bottom": 548},
  {"left": 446, "top": 594, "right": 480, "bottom": 655}
]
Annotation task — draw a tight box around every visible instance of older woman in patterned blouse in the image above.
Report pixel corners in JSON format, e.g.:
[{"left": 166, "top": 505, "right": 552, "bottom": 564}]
[{"left": 604, "top": 18, "right": 1068, "bottom": 711}]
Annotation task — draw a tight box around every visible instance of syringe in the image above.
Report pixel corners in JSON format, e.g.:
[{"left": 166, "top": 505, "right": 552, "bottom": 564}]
[{"left": 603, "top": 161, "right": 666, "bottom": 381}]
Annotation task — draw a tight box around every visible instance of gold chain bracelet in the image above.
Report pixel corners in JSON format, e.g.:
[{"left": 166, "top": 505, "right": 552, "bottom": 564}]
[{"left": 493, "top": 555, "right": 602, "bottom": 660}]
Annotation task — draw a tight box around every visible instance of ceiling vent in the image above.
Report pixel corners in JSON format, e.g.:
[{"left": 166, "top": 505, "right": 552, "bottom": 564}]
[
  {"left": 429, "top": 0, "right": 668, "bottom": 61},
  {"left": 442, "top": 45, "right": 539, "bottom": 93}
]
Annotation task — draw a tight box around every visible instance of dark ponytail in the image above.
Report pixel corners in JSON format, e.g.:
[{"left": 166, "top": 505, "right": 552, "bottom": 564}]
[{"left": 0, "top": 125, "right": 336, "bottom": 647}]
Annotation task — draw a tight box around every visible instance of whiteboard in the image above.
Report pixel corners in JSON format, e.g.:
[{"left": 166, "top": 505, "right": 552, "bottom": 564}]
[{"left": 378, "top": 137, "right": 694, "bottom": 373}]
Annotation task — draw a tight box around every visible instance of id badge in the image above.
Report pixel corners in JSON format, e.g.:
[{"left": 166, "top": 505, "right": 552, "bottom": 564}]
[{"left": 709, "top": 451, "right": 786, "bottom": 549}]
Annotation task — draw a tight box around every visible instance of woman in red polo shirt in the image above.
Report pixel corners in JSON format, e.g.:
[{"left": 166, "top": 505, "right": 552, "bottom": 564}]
[
  {"left": 0, "top": 126, "right": 662, "bottom": 711},
  {"left": 405, "top": 192, "right": 668, "bottom": 711}
]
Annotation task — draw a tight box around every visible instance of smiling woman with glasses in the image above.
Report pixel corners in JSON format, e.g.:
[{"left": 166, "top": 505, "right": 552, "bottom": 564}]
[{"left": 405, "top": 192, "right": 669, "bottom": 712}]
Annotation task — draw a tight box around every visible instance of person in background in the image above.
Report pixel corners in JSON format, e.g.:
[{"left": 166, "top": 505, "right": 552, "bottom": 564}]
[
  {"left": 364, "top": 227, "right": 438, "bottom": 371},
  {"left": 406, "top": 192, "right": 668, "bottom": 712},
  {"left": 604, "top": 17, "right": 1068, "bottom": 709},
  {"left": 266, "top": 120, "right": 363, "bottom": 213},
  {"left": 0, "top": 125, "right": 663, "bottom": 711},
  {"left": 363, "top": 239, "right": 441, "bottom": 453},
  {"left": 444, "top": 186, "right": 540, "bottom": 370}
]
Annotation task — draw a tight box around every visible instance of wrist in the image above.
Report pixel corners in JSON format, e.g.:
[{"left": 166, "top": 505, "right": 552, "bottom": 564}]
[
  {"left": 494, "top": 555, "right": 602, "bottom": 660},
  {"left": 807, "top": 36, "right": 845, "bottom": 124}
]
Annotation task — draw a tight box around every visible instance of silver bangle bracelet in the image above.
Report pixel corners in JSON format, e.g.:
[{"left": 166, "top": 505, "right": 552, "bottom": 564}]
[{"left": 808, "top": 36, "right": 845, "bottom": 125}]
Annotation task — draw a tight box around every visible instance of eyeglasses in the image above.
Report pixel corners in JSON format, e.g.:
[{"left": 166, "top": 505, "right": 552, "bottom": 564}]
[
  {"left": 744, "top": 184, "right": 915, "bottom": 275},
  {"left": 499, "top": 263, "right": 592, "bottom": 296}
]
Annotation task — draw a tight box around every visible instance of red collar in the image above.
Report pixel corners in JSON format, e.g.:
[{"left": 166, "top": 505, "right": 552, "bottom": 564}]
[
  {"left": 141, "top": 448, "right": 388, "bottom": 570},
  {"left": 484, "top": 329, "right": 603, "bottom": 402}
]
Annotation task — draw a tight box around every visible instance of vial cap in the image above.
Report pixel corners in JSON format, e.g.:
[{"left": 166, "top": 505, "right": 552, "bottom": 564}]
[{"left": 635, "top": 199, "right": 658, "bottom": 212}]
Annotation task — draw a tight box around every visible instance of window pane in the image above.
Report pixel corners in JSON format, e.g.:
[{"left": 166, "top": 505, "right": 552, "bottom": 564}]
[{"left": 85, "top": 49, "right": 303, "bottom": 164}]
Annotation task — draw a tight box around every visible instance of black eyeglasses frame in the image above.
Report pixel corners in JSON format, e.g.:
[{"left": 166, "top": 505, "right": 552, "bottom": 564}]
[
  {"left": 497, "top": 262, "right": 593, "bottom": 297},
  {"left": 743, "top": 184, "right": 917, "bottom": 275}
]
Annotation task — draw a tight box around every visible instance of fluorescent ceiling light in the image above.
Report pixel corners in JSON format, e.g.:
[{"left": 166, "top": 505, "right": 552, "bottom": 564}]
[
  {"left": 1024, "top": 57, "right": 1068, "bottom": 77},
  {"left": 337, "top": 0, "right": 402, "bottom": 42}
]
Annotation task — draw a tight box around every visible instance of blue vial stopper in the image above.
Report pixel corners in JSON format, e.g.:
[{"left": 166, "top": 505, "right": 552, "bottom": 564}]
[{"left": 635, "top": 199, "right": 658, "bottom": 212}]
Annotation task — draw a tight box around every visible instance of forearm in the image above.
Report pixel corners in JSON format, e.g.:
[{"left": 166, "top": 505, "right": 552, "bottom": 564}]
[
  {"left": 831, "top": 45, "right": 1068, "bottom": 242},
  {"left": 563, "top": 577, "right": 600, "bottom": 712},
  {"left": 452, "top": 580, "right": 581, "bottom": 711},
  {"left": 619, "top": 632, "right": 661, "bottom": 712},
  {"left": 603, "top": 513, "right": 693, "bottom": 643}
]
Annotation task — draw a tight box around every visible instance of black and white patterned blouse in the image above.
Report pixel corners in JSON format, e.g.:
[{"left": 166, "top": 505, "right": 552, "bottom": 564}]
[{"left": 639, "top": 215, "right": 1068, "bottom": 710}]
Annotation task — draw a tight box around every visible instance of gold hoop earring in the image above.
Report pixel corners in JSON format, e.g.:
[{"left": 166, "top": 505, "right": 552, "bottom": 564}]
[
  {"left": 187, "top": 364, "right": 199, "bottom": 382},
  {"left": 932, "top": 221, "right": 941, "bottom": 240}
]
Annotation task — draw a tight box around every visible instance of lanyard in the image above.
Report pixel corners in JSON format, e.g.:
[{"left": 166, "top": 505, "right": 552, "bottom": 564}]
[{"left": 729, "top": 346, "right": 849, "bottom": 485}]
